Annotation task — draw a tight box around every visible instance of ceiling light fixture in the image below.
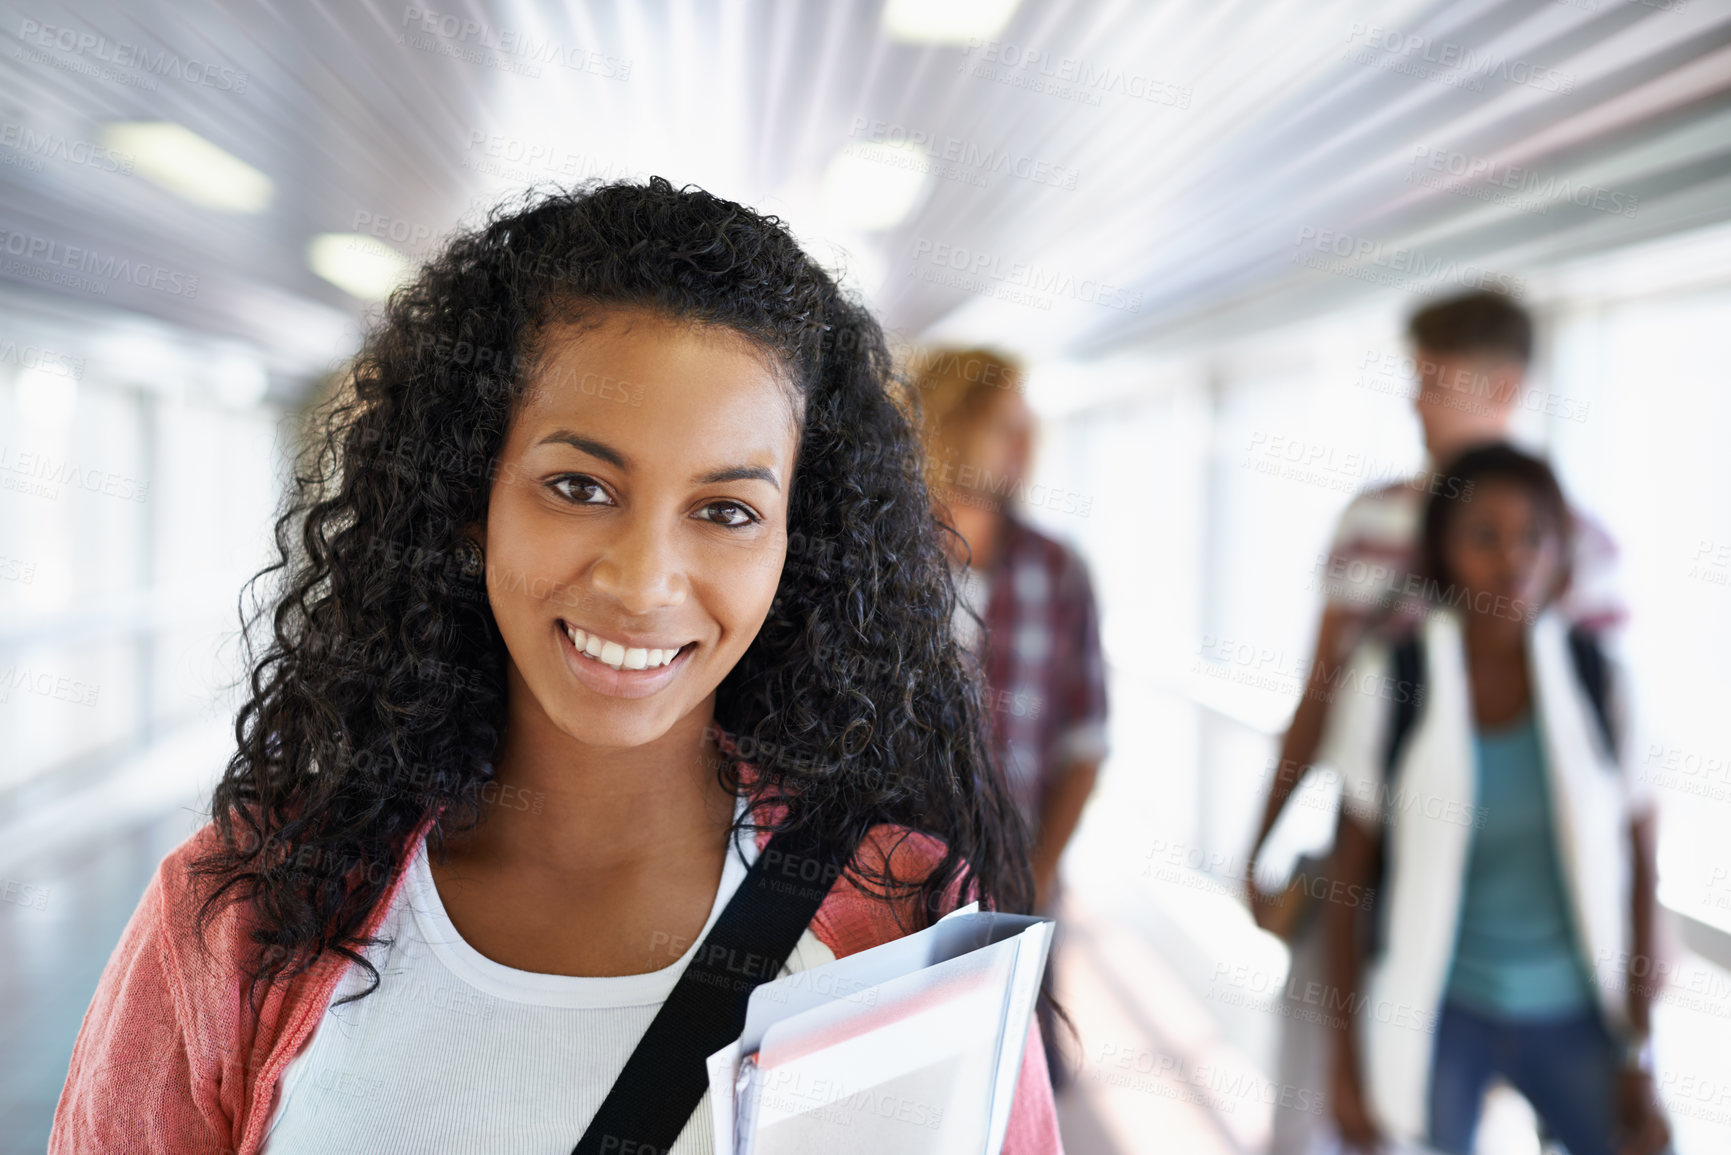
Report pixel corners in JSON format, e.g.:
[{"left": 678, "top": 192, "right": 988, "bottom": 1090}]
[
  {"left": 102, "top": 121, "right": 272, "bottom": 213},
  {"left": 882, "top": 0, "right": 1021, "bottom": 44},
  {"left": 306, "top": 233, "right": 411, "bottom": 301}
]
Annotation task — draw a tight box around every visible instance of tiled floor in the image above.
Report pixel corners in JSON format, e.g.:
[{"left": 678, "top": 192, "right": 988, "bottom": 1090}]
[
  {"left": 1, "top": 754, "right": 1250, "bottom": 1155},
  {"left": 0, "top": 723, "right": 222, "bottom": 1154},
  {"left": 1050, "top": 893, "right": 1264, "bottom": 1155},
  {"left": 0, "top": 804, "right": 205, "bottom": 1154},
  {"left": 8, "top": 731, "right": 1727, "bottom": 1155}
]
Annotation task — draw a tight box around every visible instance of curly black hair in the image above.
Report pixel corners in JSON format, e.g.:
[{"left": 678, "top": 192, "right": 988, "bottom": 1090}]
[{"left": 191, "top": 177, "right": 1034, "bottom": 1008}]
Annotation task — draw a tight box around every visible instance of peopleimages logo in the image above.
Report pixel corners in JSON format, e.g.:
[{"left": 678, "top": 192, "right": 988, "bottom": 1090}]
[
  {"left": 0, "top": 121, "right": 134, "bottom": 174},
  {"left": 0, "top": 339, "right": 85, "bottom": 380},
  {"left": 1343, "top": 23, "right": 1574, "bottom": 94},
  {"left": 0, "top": 445, "right": 150, "bottom": 502},
  {"left": 0, "top": 229, "right": 199, "bottom": 299},
  {"left": 1407, "top": 145, "right": 1639, "bottom": 219},
  {"left": 15, "top": 18, "right": 248, "bottom": 91},
  {"left": 399, "top": 6, "right": 630, "bottom": 79},
  {"left": 1292, "top": 226, "right": 1525, "bottom": 297},
  {"left": 0, "top": 664, "right": 101, "bottom": 707},
  {"left": 462, "top": 130, "right": 640, "bottom": 184},
  {"left": 908, "top": 238, "right": 1142, "bottom": 313},
  {"left": 846, "top": 118, "right": 1080, "bottom": 191},
  {"left": 957, "top": 39, "right": 1193, "bottom": 109}
]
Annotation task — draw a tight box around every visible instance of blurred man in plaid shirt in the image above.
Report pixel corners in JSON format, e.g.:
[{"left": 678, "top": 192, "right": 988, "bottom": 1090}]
[{"left": 913, "top": 347, "right": 1109, "bottom": 1091}]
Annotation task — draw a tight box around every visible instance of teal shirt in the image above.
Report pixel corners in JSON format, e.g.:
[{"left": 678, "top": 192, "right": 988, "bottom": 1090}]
[{"left": 1446, "top": 711, "right": 1597, "bottom": 1019}]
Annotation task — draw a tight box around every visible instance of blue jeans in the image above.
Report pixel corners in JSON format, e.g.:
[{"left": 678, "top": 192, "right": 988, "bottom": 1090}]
[{"left": 1428, "top": 999, "right": 1619, "bottom": 1155}]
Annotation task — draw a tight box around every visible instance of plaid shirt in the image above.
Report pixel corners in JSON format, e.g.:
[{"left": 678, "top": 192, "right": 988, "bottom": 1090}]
[{"left": 956, "top": 516, "right": 1109, "bottom": 827}]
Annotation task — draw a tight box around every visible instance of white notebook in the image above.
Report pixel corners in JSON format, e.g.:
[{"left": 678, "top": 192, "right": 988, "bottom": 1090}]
[{"left": 706, "top": 905, "right": 1054, "bottom": 1155}]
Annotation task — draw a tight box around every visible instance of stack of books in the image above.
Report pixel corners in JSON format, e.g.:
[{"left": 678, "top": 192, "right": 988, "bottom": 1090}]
[{"left": 707, "top": 905, "right": 1054, "bottom": 1155}]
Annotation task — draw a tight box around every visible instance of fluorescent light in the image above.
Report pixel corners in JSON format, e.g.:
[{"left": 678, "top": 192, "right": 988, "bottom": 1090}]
[
  {"left": 883, "top": 0, "right": 1020, "bottom": 43},
  {"left": 821, "top": 142, "right": 931, "bottom": 231},
  {"left": 307, "top": 233, "right": 411, "bottom": 302},
  {"left": 102, "top": 122, "right": 272, "bottom": 213}
]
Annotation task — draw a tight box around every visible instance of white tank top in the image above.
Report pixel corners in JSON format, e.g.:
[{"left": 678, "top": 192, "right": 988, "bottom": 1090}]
[{"left": 260, "top": 818, "right": 834, "bottom": 1154}]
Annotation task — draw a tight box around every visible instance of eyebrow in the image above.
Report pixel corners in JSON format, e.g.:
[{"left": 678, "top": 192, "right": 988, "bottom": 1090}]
[
  {"left": 538, "top": 431, "right": 626, "bottom": 468},
  {"left": 537, "top": 431, "right": 780, "bottom": 491},
  {"left": 698, "top": 465, "right": 780, "bottom": 491}
]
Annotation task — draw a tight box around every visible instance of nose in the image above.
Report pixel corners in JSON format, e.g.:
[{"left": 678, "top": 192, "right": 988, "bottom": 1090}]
[
  {"left": 588, "top": 511, "right": 689, "bottom": 615},
  {"left": 1494, "top": 539, "right": 1533, "bottom": 590}
]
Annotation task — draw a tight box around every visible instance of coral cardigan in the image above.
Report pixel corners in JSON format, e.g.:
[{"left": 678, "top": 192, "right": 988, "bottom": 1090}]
[{"left": 51, "top": 813, "right": 1063, "bottom": 1154}]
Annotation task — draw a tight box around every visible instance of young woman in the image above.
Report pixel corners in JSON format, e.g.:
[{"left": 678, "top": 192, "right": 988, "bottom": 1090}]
[
  {"left": 1320, "top": 444, "right": 1670, "bottom": 1155},
  {"left": 51, "top": 178, "right": 1060, "bottom": 1154}
]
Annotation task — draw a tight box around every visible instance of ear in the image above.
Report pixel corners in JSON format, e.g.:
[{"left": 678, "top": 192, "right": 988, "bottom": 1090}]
[{"left": 458, "top": 522, "right": 488, "bottom": 581}]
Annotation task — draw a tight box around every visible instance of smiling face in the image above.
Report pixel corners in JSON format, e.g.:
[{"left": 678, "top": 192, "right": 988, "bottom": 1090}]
[{"left": 482, "top": 308, "right": 800, "bottom": 750}]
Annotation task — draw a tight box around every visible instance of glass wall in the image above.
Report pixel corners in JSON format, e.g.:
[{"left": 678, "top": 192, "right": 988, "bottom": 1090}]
[{"left": 0, "top": 297, "right": 286, "bottom": 797}]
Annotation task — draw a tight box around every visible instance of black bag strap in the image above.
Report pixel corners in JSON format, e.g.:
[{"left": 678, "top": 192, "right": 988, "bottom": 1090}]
[
  {"left": 1566, "top": 624, "right": 1617, "bottom": 756},
  {"left": 1380, "top": 625, "right": 1616, "bottom": 780},
  {"left": 571, "top": 824, "right": 850, "bottom": 1155},
  {"left": 1382, "top": 633, "right": 1426, "bottom": 783},
  {"left": 1367, "top": 633, "right": 1424, "bottom": 960}
]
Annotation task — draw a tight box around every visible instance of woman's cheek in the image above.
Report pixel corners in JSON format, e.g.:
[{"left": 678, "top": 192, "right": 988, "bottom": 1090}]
[{"left": 719, "top": 537, "right": 785, "bottom": 631}]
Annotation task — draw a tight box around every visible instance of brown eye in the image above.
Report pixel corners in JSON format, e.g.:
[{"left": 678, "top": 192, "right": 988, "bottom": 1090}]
[
  {"left": 550, "top": 475, "right": 610, "bottom": 504},
  {"left": 699, "top": 501, "right": 759, "bottom": 528}
]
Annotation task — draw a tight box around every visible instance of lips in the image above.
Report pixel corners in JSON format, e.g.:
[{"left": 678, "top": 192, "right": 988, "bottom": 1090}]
[
  {"left": 561, "top": 622, "right": 689, "bottom": 672},
  {"left": 555, "top": 619, "right": 696, "bottom": 700}
]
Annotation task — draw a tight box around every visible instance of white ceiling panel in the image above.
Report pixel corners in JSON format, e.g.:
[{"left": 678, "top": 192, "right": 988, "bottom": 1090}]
[{"left": 1, "top": 0, "right": 1727, "bottom": 393}]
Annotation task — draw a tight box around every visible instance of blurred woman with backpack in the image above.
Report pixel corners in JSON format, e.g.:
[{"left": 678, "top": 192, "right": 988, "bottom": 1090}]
[{"left": 1319, "top": 444, "right": 1670, "bottom": 1155}]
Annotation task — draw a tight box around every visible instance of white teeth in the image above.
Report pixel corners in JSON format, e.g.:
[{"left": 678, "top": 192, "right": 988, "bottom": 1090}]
[{"left": 565, "top": 625, "right": 684, "bottom": 671}]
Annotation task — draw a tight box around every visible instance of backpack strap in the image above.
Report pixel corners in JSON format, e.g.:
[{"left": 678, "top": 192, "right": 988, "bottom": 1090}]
[
  {"left": 1367, "top": 633, "right": 1424, "bottom": 960},
  {"left": 1380, "top": 624, "right": 1614, "bottom": 777},
  {"left": 1566, "top": 624, "right": 1617, "bottom": 757},
  {"left": 1382, "top": 633, "right": 1426, "bottom": 782},
  {"left": 571, "top": 824, "right": 851, "bottom": 1155}
]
